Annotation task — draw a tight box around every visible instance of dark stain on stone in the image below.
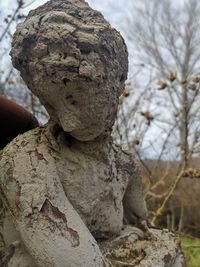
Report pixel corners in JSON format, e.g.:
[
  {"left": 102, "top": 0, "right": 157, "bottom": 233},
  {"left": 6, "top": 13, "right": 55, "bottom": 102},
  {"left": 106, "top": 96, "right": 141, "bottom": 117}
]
[
  {"left": 63, "top": 77, "right": 70, "bottom": 85},
  {"left": 5, "top": 167, "right": 14, "bottom": 183},
  {"left": 163, "top": 253, "right": 172, "bottom": 266},
  {"left": 40, "top": 199, "right": 80, "bottom": 247}
]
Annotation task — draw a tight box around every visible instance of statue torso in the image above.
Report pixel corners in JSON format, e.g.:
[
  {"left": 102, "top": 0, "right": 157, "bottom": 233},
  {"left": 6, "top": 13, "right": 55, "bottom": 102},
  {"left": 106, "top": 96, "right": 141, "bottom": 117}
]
[{"left": 1, "top": 125, "right": 128, "bottom": 239}]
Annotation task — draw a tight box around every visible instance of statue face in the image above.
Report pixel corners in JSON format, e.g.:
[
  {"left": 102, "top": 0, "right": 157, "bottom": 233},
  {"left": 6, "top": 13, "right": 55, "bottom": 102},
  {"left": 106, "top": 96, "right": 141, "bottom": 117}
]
[{"left": 42, "top": 80, "right": 119, "bottom": 141}]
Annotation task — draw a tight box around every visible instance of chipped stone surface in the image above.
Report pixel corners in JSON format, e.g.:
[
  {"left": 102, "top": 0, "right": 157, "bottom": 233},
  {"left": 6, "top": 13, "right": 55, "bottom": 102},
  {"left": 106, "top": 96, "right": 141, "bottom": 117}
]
[
  {"left": 11, "top": 0, "right": 128, "bottom": 142},
  {"left": 0, "top": 129, "right": 185, "bottom": 266},
  {"left": 0, "top": 128, "right": 104, "bottom": 267},
  {"left": 101, "top": 227, "right": 185, "bottom": 267}
]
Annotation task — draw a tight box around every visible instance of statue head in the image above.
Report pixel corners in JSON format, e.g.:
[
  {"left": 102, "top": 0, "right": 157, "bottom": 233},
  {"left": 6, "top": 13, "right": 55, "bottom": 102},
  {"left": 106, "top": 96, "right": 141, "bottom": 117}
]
[{"left": 11, "top": 0, "right": 128, "bottom": 141}]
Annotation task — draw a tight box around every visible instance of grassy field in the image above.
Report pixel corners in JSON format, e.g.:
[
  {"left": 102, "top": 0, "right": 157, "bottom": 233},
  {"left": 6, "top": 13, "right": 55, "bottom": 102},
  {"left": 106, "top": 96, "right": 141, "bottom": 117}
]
[{"left": 181, "top": 235, "right": 200, "bottom": 267}]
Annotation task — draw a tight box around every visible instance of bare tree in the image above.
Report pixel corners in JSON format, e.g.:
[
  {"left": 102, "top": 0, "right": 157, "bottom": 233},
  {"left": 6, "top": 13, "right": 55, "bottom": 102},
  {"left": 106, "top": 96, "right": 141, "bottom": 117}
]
[
  {"left": 117, "top": 0, "right": 200, "bottom": 166},
  {"left": 113, "top": 0, "right": 200, "bottom": 232}
]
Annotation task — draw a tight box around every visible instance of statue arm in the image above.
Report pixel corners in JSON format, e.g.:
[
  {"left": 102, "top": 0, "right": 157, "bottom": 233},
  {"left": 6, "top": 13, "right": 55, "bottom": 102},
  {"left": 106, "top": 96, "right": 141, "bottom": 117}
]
[
  {"left": 115, "top": 147, "right": 148, "bottom": 225},
  {"left": 0, "top": 132, "right": 104, "bottom": 267}
]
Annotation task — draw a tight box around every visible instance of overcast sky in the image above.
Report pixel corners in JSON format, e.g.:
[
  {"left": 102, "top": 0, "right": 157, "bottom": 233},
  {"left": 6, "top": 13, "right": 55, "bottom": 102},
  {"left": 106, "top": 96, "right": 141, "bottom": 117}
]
[{"left": 1, "top": 0, "right": 130, "bottom": 34}]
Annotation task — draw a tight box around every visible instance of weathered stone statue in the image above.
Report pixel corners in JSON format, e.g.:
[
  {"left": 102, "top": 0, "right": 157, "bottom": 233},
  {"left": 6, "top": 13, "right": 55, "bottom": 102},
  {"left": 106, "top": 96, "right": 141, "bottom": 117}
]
[{"left": 0, "top": 0, "right": 185, "bottom": 266}]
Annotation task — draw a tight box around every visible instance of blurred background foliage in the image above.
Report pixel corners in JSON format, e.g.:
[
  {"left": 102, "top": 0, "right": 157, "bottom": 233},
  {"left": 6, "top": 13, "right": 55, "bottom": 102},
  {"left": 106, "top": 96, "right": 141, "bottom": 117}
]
[{"left": 181, "top": 234, "right": 200, "bottom": 267}]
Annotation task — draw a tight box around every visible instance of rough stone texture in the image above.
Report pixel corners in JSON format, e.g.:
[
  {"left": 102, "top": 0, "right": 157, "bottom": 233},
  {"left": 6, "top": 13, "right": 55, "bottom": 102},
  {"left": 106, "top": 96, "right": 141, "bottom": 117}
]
[
  {"left": 0, "top": 0, "right": 185, "bottom": 266},
  {"left": 101, "top": 227, "right": 185, "bottom": 267},
  {"left": 0, "top": 128, "right": 105, "bottom": 267},
  {"left": 11, "top": 0, "right": 128, "bottom": 141},
  {"left": 0, "top": 129, "right": 184, "bottom": 267}
]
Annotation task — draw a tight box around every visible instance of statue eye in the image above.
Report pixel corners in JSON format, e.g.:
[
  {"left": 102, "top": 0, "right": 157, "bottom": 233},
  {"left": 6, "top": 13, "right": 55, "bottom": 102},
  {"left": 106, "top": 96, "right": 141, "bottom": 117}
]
[
  {"left": 63, "top": 78, "right": 70, "bottom": 85},
  {"left": 65, "top": 95, "right": 77, "bottom": 106}
]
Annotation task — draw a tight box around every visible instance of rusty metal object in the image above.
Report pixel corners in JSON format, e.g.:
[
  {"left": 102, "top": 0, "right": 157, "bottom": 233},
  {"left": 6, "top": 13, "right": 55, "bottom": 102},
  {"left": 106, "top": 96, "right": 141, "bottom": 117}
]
[{"left": 0, "top": 95, "right": 39, "bottom": 149}]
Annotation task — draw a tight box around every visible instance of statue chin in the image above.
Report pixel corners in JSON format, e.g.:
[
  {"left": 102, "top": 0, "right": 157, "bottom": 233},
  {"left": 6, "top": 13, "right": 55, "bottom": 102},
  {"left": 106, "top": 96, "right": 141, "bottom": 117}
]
[
  {"left": 58, "top": 114, "right": 105, "bottom": 141},
  {"left": 69, "top": 129, "right": 102, "bottom": 142}
]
